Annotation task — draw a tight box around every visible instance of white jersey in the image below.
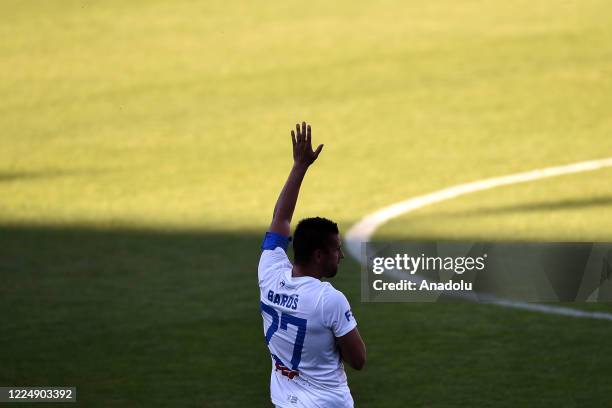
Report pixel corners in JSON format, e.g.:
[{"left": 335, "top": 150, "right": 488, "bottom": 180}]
[{"left": 258, "top": 245, "right": 357, "bottom": 408}]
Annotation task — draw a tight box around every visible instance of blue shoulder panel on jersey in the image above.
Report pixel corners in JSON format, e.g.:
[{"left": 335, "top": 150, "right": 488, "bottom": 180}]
[{"left": 261, "top": 231, "right": 290, "bottom": 251}]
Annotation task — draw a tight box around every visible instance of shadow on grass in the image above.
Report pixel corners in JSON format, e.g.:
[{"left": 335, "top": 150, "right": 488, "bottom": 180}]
[
  {"left": 0, "top": 169, "right": 109, "bottom": 183},
  {"left": 0, "top": 223, "right": 367, "bottom": 407},
  {"left": 0, "top": 224, "right": 283, "bottom": 407},
  {"left": 3, "top": 224, "right": 612, "bottom": 407}
]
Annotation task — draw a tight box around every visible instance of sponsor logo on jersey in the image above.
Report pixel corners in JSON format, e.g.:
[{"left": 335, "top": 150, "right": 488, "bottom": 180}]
[{"left": 272, "top": 354, "right": 300, "bottom": 379}]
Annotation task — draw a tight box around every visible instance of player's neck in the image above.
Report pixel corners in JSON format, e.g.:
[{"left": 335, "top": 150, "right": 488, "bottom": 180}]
[{"left": 292, "top": 265, "right": 322, "bottom": 280}]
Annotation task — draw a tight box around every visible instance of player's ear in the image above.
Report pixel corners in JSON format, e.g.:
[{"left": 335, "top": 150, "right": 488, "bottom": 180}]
[{"left": 313, "top": 249, "right": 323, "bottom": 263}]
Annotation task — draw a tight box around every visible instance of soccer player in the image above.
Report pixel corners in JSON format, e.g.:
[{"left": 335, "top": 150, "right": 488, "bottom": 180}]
[{"left": 258, "top": 122, "right": 366, "bottom": 407}]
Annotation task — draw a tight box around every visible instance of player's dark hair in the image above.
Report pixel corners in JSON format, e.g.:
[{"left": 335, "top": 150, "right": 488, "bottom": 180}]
[{"left": 293, "top": 217, "right": 339, "bottom": 265}]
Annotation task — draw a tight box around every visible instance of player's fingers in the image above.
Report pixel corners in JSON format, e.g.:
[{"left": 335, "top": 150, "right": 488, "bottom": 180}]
[
  {"left": 306, "top": 124, "right": 312, "bottom": 146},
  {"left": 313, "top": 144, "right": 323, "bottom": 159},
  {"left": 302, "top": 122, "right": 307, "bottom": 142},
  {"left": 296, "top": 123, "right": 302, "bottom": 142},
  {"left": 291, "top": 130, "right": 296, "bottom": 147}
]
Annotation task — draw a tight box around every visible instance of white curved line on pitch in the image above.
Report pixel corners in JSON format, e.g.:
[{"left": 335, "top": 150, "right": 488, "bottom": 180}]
[{"left": 344, "top": 157, "right": 612, "bottom": 321}]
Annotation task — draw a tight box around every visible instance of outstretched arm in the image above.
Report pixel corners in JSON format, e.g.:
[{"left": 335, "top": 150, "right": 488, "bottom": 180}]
[{"left": 269, "top": 122, "right": 324, "bottom": 237}]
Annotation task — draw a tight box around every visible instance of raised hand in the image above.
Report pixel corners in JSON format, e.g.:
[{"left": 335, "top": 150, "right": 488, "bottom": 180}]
[{"left": 291, "top": 121, "right": 323, "bottom": 166}]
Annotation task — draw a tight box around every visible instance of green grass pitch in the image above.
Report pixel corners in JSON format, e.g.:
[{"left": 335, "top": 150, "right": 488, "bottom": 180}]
[{"left": 2, "top": 0, "right": 612, "bottom": 406}]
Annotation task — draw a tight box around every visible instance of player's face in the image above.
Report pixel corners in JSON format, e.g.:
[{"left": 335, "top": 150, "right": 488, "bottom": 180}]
[{"left": 322, "top": 234, "right": 344, "bottom": 278}]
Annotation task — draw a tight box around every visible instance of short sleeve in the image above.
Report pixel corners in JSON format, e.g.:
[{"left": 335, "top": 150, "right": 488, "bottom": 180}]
[
  {"left": 323, "top": 287, "right": 357, "bottom": 338},
  {"left": 258, "top": 247, "right": 292, "bottom": 286}
]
